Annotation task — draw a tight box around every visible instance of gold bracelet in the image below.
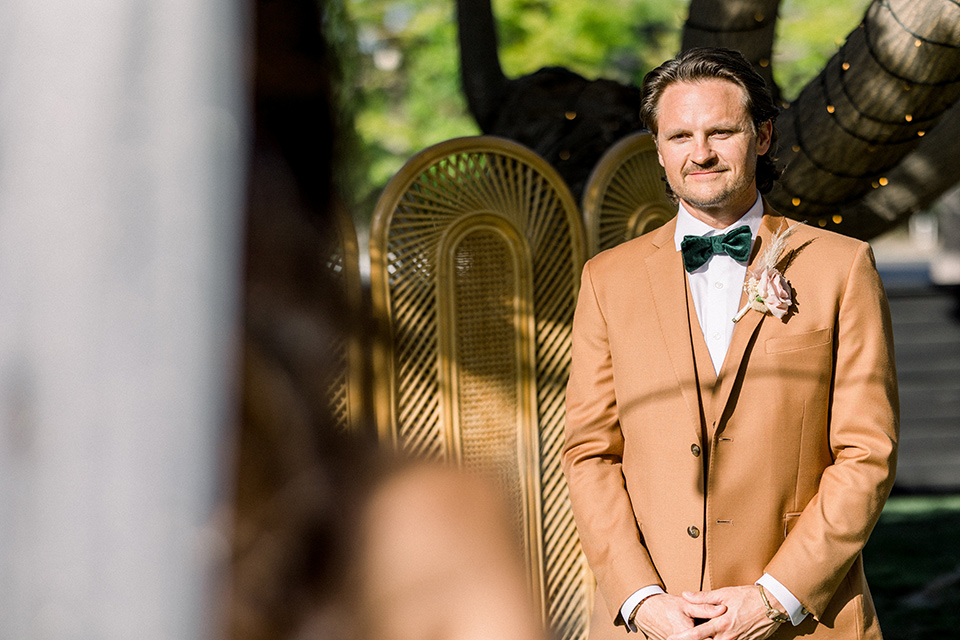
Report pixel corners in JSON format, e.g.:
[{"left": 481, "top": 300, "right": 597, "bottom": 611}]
[
  {"left": 758, "top": 584, "right": 790, "bottom": 624},
  {"left": 628, "top": 599, "right": 652, "bottom": 639},
  {"left": 628, "top": 593, "right": 658, "bottom": 633}
]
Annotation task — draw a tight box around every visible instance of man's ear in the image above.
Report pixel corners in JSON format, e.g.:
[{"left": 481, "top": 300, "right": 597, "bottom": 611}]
[{"left": 756, "top": 120, "right": 773, "bottom": 156}]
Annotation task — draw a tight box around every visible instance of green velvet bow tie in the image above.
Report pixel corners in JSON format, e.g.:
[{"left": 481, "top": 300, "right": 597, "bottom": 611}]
[{"left": 680, "top": 225, "right": 753, "bottom": 272}]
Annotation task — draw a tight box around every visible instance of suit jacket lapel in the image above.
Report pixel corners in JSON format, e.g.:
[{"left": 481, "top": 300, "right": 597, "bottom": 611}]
[
  {"left": 710, "top": 210, "right": 783, "bottom": 430},
  {"left": 645, "top": 220, "right": 702, "bottom": 444}
]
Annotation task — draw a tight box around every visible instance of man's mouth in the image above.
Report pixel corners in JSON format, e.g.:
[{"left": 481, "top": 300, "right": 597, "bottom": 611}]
[{"left": 685, "top": 167, "right": 727, "bottom": 178}]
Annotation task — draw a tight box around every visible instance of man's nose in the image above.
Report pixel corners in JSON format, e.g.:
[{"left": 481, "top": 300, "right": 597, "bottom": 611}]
[{"left": 690, "top": 136, "right": 716, "bottom": 165}]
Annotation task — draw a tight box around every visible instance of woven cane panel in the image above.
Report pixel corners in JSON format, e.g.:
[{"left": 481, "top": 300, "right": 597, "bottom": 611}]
[
  {"left": 321, "top": 205, "right": 363, "bottom": 434},
  {"left": 370, "top": 137, "right": 589, "bottom": 640},
  {"left": 450, "top": 230, "right": 528, "bottom": 548},
  {"left": 582, "top": 132, "right": 677, "bottom": 256}
]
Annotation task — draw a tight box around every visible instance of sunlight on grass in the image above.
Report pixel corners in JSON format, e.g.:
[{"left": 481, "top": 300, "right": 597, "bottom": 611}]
[{"left": 880, "top": 493, "right": 960, "bottom": 515}]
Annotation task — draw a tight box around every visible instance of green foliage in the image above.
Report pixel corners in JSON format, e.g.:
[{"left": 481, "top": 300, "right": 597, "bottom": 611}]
[
  {"left": 344, "top": 0, "right": 478, "bottom": 210},
  {"left": 494, "top": 0, "right": 684, "bottom": 83},
  {"left": 774, "top": 0, "right": 871, "bottom": 101},
  {"left": 323, "top": 0, "right": 369, "bottom": 212},
  {"left": 338, "top": 0, "right": 872, "bottom": 221}
]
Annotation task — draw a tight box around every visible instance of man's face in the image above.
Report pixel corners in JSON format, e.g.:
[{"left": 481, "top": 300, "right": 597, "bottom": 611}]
[{"left": 654, "top": 78, "right": 772, "bottom": 227}]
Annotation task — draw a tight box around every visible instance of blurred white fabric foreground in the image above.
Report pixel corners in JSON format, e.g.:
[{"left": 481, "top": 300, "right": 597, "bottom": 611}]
[{"left": 0, "top": 1, "right": 247, "bottom": 638}]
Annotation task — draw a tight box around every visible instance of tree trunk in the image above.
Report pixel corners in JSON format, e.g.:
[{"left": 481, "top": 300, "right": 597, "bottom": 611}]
[
  {"left": 456, "top": 0, "right": 643, "bottom": 201},
  {"left": 682, "top": 0, "right": 783, "bottom": 102},
  {"left": 456, "top": 0, "right": 507, "bottom": 131},
  {"left": 768, "top": 0, "right": 960, "bottom": 237}
]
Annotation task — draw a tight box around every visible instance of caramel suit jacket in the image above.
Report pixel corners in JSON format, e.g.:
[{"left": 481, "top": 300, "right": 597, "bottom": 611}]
[{"left": 562, "top": 207, "right": 899, "bottom": 639}]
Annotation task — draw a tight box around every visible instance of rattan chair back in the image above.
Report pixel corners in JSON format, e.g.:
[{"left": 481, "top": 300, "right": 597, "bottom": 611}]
[
  {"left": 582, "top": 132, "right": 677, "bottom": 255},
  {"left": 370, "top": 136, "right": 592, "bottom": 639},
  {"left": 324, "top": 204, "right": 366, "bottom": 433}
]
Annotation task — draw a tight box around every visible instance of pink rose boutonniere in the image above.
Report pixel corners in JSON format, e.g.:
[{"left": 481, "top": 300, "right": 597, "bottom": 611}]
[{"left": 733, "top": 223, "right": 801, "bottom": 323}]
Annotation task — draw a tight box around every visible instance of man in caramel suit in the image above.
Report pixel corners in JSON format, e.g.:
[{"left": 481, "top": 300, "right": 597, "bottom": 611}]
[{"left": 562, "top": 48, "right": 898, "bottom": 640}]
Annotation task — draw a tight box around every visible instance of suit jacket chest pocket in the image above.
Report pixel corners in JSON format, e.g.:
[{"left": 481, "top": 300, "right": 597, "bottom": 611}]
[
  {"left": 765, "top": 327, "right": 832, "bottom": 354},
  {"left": 761, "top": 328, "right": 834, "bottom": 406}
]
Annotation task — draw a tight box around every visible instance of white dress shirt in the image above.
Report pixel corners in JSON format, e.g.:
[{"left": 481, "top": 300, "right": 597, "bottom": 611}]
[{"left": 620, "top": 193, "right": 807, "bottom": 630}]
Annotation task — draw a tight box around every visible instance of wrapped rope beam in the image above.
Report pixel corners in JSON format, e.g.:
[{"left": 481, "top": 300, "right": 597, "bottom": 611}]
[
  {"left": 833, "top": 96, "right": 960, "bottom": 240},
  {"left": 770, "top": 0, "right": 960, "bottom": 235}
]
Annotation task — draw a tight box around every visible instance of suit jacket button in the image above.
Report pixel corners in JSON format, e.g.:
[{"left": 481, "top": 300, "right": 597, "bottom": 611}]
[
  {"left": 687, "top": 525, "right": 700, "bottom": 538},
  {"left": 691, "top": 444, "right": 701, "bottom": 457}
]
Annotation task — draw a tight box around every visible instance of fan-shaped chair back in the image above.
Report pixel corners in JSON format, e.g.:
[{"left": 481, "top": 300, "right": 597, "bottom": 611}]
[
  {"left": 370, "top": 136, "right": 591, "bottom": 639},
  {"left": 323, "top": 204, "right": 366, "bottom": 433},
  {"left": 582, "top": 132, "right": 677, "bottom": 255}
]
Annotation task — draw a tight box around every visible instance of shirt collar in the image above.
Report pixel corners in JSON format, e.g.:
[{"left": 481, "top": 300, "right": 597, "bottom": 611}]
[{"left": 673, "top": 192, "right": 764, "bottom": 251}]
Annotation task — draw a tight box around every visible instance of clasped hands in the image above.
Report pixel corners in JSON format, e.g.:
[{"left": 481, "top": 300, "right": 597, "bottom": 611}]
[{"left": 633, "top": 585, "right": 783, "bottom": 640}]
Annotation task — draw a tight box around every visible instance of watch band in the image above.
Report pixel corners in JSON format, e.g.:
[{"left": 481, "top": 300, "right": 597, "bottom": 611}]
[{"left": 758, "top": 584, "right": 791, "bottom": 624}]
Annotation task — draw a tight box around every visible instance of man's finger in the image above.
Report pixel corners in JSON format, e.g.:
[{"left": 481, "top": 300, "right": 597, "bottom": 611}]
[
  {"left": 681, "top": 589, "right": 724, "bottom": 604},
  {"left": 667, "top": 619, "right": 718, "bottom": 640},
  {"left": 682, "top": 601, "right": 726, "bottom": 620}
]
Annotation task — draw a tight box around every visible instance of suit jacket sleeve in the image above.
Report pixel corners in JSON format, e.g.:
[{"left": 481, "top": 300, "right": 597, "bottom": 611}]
[
  {"left": 562, "top": 260, "right": 662, "bottom": 622},
  {"left": 765, "top": 242, "right": 899, "bottom": 619}
]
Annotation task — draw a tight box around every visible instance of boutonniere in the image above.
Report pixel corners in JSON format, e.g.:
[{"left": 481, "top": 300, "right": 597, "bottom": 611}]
[{"left": 732, "top": 222, "right": 801, "bottom": 323}]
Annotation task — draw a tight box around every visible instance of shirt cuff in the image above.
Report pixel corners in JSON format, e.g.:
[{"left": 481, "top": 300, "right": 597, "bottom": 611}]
[
  {"left": 620, "top": 585, "right": 666, "bottom": 632},
  {"left": 756, "top": 573, "right": 808, "bottom": 626}
]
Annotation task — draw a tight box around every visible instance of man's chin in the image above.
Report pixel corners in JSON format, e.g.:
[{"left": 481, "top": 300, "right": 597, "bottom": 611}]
[{"left": 676, "top": 191, "right": 732, "bottom": 210}]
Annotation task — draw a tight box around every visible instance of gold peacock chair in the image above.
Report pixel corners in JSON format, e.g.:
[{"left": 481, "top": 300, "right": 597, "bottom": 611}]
[
  {"left": 369, "top": 136, "right": 592, "bottom": 640},
  {"left": 323, "top": 204, "right": 367, "bottom": 433},
  {"left": 581, "top": 131, "right": 677, "bottom": 256}
]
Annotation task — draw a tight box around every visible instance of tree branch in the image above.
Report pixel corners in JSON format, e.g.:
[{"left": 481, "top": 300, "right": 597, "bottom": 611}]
[{"left": 456, "top": 0, "right": 507, "bottom": 131}]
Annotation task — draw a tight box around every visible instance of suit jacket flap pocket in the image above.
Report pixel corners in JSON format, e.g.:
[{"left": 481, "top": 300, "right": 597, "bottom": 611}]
[
  {"left": 765, "top": 328, "right": 831, "bottom": 354},
  {"left": 783, "top": 511, "right": 803, "bottom": 538}
]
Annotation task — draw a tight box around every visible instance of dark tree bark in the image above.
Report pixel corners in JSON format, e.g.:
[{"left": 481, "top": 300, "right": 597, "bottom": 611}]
[
  {"left": 456, "top": 0, "right": 507, "bottom": 132},
  {"left": 681, "top": 0, "right": 783, "bottom": 103},
  {"left": 456, "top": 0, "right": 644, "bottom": 202}
]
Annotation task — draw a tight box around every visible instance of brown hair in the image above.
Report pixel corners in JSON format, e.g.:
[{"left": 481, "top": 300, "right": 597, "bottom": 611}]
[{"left": 640, "top": 47, "right": 781, "bottom": 195}]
